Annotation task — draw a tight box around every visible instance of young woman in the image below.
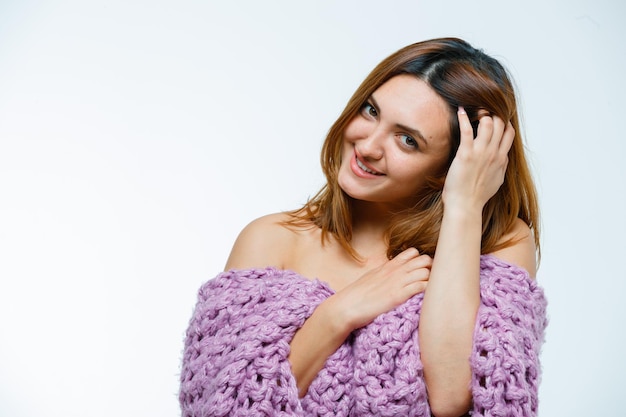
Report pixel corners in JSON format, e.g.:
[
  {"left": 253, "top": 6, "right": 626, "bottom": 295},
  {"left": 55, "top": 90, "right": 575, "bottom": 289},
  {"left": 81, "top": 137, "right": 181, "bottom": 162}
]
[{"left": 180, "top": 38, "right": 547, "bottom": 417}]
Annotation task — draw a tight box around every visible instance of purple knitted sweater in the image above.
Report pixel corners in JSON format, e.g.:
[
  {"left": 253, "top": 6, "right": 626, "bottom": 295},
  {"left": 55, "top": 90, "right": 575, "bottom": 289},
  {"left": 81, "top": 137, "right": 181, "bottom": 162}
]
[{"left": 180, "top": 255, "right": 547, "bottom": 416}]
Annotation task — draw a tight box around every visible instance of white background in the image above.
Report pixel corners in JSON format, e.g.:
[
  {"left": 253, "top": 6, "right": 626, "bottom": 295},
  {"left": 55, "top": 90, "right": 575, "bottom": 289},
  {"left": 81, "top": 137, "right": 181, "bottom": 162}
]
[{"left": 1, "top": 1, "right": 624, "bottom": 416}]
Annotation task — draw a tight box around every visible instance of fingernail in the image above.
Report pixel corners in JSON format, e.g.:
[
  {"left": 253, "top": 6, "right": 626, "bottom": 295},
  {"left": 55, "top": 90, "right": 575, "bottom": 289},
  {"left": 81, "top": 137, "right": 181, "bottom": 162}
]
[{"left": 458, "top": 106, "right": 466, "bottom": 115}]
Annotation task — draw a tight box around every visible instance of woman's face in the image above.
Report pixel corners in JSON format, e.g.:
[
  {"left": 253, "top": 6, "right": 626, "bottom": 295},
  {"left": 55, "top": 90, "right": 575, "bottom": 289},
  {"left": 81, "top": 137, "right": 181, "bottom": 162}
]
[{"left": 338, "top": 74, "right": 452, "bottom": 209}]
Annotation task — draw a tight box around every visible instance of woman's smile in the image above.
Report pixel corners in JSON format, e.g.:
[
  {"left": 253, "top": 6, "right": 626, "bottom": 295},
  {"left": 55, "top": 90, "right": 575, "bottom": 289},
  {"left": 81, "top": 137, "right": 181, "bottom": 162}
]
[{"left": 351, "top": 150, "right": 384, "bottom": 177}]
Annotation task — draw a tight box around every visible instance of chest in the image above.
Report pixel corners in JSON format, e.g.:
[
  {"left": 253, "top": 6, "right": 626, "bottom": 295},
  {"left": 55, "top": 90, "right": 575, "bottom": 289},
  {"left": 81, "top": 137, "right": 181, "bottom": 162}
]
[{"left": 284, "top": 234, "right": 387, "bottom": 292}]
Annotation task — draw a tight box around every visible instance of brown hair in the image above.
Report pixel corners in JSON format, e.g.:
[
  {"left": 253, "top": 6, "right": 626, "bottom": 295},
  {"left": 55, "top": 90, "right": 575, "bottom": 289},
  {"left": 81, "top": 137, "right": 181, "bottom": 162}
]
[{"left": 285, "top": 37, "right": 540, "bottom": 260}]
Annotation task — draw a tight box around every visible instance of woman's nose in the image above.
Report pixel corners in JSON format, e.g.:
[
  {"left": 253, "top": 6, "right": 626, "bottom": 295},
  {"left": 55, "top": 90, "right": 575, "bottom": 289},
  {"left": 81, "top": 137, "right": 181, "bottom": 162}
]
[{"left": 357, "top": 126, "right": 385, "bottom": 160}]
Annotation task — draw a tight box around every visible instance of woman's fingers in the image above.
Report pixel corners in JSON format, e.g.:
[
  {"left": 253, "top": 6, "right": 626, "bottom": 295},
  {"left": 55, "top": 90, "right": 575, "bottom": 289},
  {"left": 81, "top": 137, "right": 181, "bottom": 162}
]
[
  {"left": 499, "top": 121, "right": 515, "bottom": 156},
  {"left": 457, "top": 106, "right": 474, "bottom": 145},
  {"left": 458, "top": 108, "right": 507, "bottom": 154},
  {"left": 406, "top": 254, "right": 433, "bottom": 273},
  {"left": 392, "top": 248, "right": 432, "bottom": 272},
  {"left": 475, "top": 114, "right": 494, "bottom": 146},
  {"left": 404, "top": 279, "right": 428, "bottom": 294},
  {"left": 483, "top": 117, "right": 512, "bottom": 176},
  {"left": 393, "top": 247, "right": 420, "bottom": 261},
  {"left": 461, "top": 112, "right": 513, "bottom": 171}
]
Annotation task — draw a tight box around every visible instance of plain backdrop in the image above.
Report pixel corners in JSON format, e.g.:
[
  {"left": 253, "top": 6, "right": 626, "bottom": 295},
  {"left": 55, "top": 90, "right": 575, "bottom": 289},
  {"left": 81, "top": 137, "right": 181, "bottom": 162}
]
[{"left": 1, "top": 1, "right": 624, "bottom": 416}]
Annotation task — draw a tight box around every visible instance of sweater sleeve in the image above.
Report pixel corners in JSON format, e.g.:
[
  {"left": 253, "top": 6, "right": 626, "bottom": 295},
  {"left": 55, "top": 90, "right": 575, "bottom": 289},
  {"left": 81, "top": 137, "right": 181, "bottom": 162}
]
[
  {"left": 470, "top": 255, "right": 548, "bottom": 417},
  {"left": 350, "top": 295, "right": 430, "bottom": 417},
  {"left": 179, "top": 268, "right": 333, "bottom": 417}
]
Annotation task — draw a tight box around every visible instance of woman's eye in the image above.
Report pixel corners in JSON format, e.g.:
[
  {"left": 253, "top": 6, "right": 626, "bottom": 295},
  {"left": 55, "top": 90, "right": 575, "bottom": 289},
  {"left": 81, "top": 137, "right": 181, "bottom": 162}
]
[
  {"left": 400, "top": 134, "right": 418, "bottom": 148},
  {"left": 362, "top": 103, "right": 378, "bottom": 117}
]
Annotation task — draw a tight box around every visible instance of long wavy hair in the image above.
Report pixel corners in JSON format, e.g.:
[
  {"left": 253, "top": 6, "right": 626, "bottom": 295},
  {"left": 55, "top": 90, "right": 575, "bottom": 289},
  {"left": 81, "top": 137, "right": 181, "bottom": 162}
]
[{"left": 285, "top": 37, "right": 540, "bottom": 261}]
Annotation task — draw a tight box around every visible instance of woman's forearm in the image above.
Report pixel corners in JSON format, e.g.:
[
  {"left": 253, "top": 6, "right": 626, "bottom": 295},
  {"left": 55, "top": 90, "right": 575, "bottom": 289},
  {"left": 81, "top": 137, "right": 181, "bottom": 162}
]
[
  {"left": 418, "top": 205, "right": 482, "bottom": 416},
  {"left": 288, "top": 296, "right": 351, "bottom": 398}
]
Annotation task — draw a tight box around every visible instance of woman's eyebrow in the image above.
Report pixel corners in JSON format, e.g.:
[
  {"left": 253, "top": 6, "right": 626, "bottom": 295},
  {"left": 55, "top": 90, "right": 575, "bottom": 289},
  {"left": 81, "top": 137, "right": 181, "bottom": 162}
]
[{"left": 369, "top": 95, "right": 429, "bottom": 145}]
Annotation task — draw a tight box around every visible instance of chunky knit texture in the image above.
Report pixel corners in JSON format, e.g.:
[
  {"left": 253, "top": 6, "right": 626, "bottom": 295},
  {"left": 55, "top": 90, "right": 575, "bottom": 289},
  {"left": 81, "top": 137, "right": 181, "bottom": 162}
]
[{"left": 180, "top": 255, "right": 547, "bottom": 417}]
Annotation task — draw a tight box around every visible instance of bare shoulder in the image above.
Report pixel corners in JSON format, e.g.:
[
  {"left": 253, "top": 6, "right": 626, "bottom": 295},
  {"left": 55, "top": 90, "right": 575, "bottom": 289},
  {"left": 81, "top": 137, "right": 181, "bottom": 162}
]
[
  {"left": 224, "top": 212, "right": 299, "bottom": 271},
  {"left": 489, "top": 218, "right": 538, "bottom": 278}
]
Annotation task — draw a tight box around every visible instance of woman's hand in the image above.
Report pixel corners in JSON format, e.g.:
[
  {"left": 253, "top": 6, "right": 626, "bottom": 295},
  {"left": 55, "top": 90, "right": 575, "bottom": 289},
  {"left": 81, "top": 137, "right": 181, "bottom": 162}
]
[
  {"left": 329, "top": 248, "right": 432, "bottom": 332},
  {"left": 442, "top": 107, "right": 515, "bottom": 212},
  {"left": 289, "top": 247, "right": 431, "bottom": 397}
]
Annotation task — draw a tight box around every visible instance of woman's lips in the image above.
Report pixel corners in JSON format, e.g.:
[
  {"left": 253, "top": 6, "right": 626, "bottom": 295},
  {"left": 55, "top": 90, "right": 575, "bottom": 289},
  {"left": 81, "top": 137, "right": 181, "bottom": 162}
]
[{"left": 350, "top": 151, "right": 384, "bottom": 178}]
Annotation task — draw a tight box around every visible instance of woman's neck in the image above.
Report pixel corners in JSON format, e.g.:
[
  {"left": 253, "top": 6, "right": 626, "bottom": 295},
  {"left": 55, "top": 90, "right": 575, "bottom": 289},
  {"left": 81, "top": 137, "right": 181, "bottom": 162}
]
[{"left": 349, "top": 200, "right": 395, "bottom": 261}]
